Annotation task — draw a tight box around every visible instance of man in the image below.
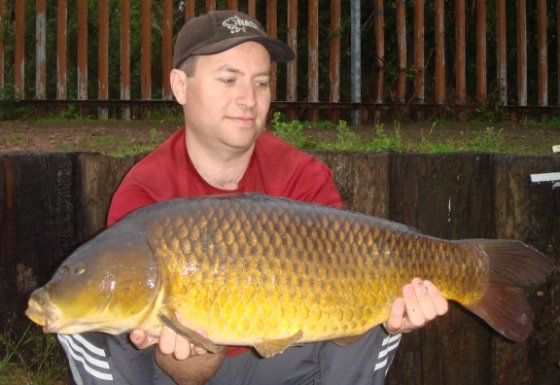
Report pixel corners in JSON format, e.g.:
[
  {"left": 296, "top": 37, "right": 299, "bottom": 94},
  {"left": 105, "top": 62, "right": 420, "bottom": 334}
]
[{"left": 60, "top": 10, "right": 448, "bottom": 385}]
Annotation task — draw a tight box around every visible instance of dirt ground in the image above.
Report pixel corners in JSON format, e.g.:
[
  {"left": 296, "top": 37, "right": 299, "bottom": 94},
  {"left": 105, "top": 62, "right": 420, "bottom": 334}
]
[{"left": 0, "top": 119, "right": 559, "bottom": 154}]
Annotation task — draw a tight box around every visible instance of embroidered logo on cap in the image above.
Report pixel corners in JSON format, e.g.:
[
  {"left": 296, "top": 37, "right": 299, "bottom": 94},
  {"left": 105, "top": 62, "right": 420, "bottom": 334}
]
[{"left": 222, "top": 15, "right": 261, "bottom": 34}]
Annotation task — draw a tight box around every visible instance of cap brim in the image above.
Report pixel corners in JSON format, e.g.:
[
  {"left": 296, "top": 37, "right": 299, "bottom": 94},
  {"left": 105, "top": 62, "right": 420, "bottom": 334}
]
[{"left": 192, "top": 36, "right": 294, "bottom": 63}]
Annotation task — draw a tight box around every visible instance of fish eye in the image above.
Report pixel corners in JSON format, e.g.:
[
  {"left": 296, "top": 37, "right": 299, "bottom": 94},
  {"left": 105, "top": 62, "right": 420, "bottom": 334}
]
[{"left": 74, "top": 263, "right": 86, "bottom": 275}]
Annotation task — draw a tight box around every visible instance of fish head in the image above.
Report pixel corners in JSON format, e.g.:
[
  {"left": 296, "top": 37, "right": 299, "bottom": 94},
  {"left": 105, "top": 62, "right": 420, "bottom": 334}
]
[{"left": 26, "top": 225, "right": 161, "bottom": 335}]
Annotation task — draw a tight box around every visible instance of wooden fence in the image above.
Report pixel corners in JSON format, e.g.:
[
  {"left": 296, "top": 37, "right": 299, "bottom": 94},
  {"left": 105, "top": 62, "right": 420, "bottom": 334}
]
[
  {"left": 0, "top": 151, "right": 559, "bottom": 384},
  {"left": 1, "top": 0, "right": 560, "bottom": 120}
]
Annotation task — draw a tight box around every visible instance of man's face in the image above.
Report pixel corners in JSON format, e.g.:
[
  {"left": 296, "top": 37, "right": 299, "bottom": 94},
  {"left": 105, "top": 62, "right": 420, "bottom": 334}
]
[{"left": 182, "top": 41, "right": 272, "bottom": 154}]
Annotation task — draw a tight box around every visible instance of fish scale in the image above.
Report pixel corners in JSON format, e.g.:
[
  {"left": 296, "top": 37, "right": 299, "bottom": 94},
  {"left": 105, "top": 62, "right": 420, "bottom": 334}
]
[{"left": 26, "top": 193, "right": 553, "bottom": 358}]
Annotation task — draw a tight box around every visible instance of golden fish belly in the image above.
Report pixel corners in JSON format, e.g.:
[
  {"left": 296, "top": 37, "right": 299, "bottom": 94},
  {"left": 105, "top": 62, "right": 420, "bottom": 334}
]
[{"left": 144, "top": 194, "right": 488, "bottom": 346}]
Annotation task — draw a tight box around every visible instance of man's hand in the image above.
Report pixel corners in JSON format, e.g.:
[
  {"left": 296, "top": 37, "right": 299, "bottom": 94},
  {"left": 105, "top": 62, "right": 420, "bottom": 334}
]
[
  {"left": 130, "top": 324, "right": 225, "bottom": 385},
  {"left": 383, "top": 278, "right": 449, "bottom": 334},
  {"left": 130, "top": 325, "right": 209, "bottom": 360}
]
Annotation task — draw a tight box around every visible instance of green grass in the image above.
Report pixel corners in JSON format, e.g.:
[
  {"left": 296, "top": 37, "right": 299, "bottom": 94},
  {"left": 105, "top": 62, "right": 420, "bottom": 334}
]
[
  {"left": 0, "top": 317, "right": 68, "bottom": 385},
  {"left": 271, "top": 113, "right": 512, "bottom": 154}
]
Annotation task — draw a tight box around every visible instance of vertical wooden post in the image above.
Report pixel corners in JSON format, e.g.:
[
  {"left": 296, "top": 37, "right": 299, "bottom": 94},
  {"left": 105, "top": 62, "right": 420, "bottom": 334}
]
[
  {"left": 184, "top": 0, "right": 195, "bottom": 20},
  {"left": 496, "top": 0, "right": 507, "bottom": 105},
  {"left": 162, "top": 0, "right": 173, "bottom": 100},
  {"left": 227, "top": 0, "right": 238, "bottom": 10},
  {"left": 434, "top": 0, "right": 445, "bottom": 104},
  {"left": 329, "top": 0, "right": 341, "bottom": 122},
  {"left": 248, "top": 0, "right": 256, "bottom": 17},
  {"left": 57, "top": 0, "right": 67, "bottom": 100},
  {"left": 395, "top": 0, "right": 406, "bottom": 104},
  {"left": 308, "top": 0, "right": 319, "bottom": 121},
  {"left": 0, "top": 0, "right": 3, "bottom": 94},
  {"left": 141, "top": 0, "right": 151, "bottom": 100},
  {"left": 476, "top": 0, "right": 487, "bottom": 103},
  {"left": 36, "top": 0, "right": 46, "bottom": 100},
  {"left": 537, "top": 0, "right": 548, "bottom": 106},
  {"left": 267, "top": 0, "right": 278, "bottom": 100},
  {"left": 517, "top": 0, "right": 527, "bottom": 106},
  {"left": 287, "top": 0, "right": 298, "bottom": 120},
  {"left": 206, "top": 0, "right": 216, "bottom": 12},
  {"left": 414, "top": 0, "right": 425, "bottom": 103},
  {"left": 120, "top": 0, "right": 130, "bottom": 119},
  {"left": 455, "top": 0, "right": 466, "bottom": 105},
  {"left": 14, "top": 0, "right": 25, "bottom": 99},
  {"left": 373, "top": 0, "right": 384, "bottom": 105},
  {"left": 77, "top": 0, "right": 88, "bottom": 112},
  {"left": 98, "top": 0, "right": 109, "bottom": 119}
]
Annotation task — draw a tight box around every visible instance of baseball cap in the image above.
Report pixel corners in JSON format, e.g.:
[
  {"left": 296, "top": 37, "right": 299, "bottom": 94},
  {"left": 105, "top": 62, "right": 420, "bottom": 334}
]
[{"left": 173, "top": 10, "right": 295, "bottom": 68}]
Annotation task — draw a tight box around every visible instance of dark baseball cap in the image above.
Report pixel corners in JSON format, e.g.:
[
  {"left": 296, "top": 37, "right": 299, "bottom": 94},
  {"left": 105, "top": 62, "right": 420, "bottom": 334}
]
[{"left": 173, "top": 10, "right": 295, "bottom": 68}]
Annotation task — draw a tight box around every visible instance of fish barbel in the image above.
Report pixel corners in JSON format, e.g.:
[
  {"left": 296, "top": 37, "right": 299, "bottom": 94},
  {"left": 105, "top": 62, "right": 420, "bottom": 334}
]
[{"left": 25, "top": 193, "right": 552, "bottom": 357}]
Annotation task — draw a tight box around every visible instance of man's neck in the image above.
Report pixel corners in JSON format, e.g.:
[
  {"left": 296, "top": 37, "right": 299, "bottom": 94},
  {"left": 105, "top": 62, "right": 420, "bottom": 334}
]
[{"left": 185, "top": 135, "right": 254, "bottom": 191}]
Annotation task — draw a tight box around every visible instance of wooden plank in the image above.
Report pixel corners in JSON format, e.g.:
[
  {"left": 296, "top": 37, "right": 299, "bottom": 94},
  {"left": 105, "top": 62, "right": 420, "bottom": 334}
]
[
  {"left": 329, "top": 0, "right": 340, "bottom": 122},
  {"left": 162, "top": 0, "right": 173, "bottom": 99},
  {"left": 434, "top": 0, "right": 445, "bottom": 104},
  {"left": 184, "top": 0, "right": 195, "bottom": 20},
  {"left": 36, "top": 0, "right": 47, "bottom": 100},
  {"left": 387, "top": 153, "right": 494, "bottom": 385},
  {"left": 57, "top": 0, "right": 67, "bottom": 100},
  {"left": 496, "top": 0, "right": 507, "bottom": 105},
  {"left": 491, "top": 155, "right": 560, "bottom": 385},
  {"left": 77, "top": 0, "right": 88, "bottom": 103},
  {"left": 477, "top": 0, "right": 487, "bottom": 103},
  {"left": 98, "top": 0, "right": 109, "bottom": 119},
  {"left": 227, "top": 0, "right": 238, "bottom": 10},
  {"left": 373, "top": 0, "right": 384, "bottom": 105},
  {"left": 141, "top": 0, "right": 151, "bottom": 100},
  {"left": 206, "top": 0, "right": 216, "bottom": 12},
  {"left": 248, "top": 0, "right": 256, "bottom": 17},
  {"left": 395, "top": 0, "right": 406, "bottom": 104},
  {"left": 266, "top": 0, "right": 277, "bottom": 100},
  {"left": 537, "top": 0, "right": 548, "bottom": 106},
  {"left": 308, "top": 0, "right": 319, "bottom": 121},
  {"left": 77, "top": 154, "right": 141, "bottom": 238},
  {"left": 14, "top": 0, "right": 25, "bottom": 99},
  {"left": 120, "top": 0, "right": 131, "bottom": 119},
  {"left": 413, "top": 0, "right": 425, "bottom": 103},
  {"left": 517, "top": 0, "right": 527, "bottom": 106},
  {"left": 314, "top": 152, "right": 390, "bottom": 217},
  {"left": 287, "top": 0, "right": 298, "bottom": 103},
  {"left": 0, "top": 0, "right": 3, "bottom": 93},
  {"left": 455, "top": 0, "right": 466, "bottom": 104}
]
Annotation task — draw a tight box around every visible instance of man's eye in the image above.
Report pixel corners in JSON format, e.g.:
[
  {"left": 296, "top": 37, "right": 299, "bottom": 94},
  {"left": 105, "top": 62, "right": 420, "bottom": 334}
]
[
  {"left": 219, "top": 78, "right": 235, "bottom": 85},
  {"left": 256, "top": 81, "right": 270, "bottom": 88}
]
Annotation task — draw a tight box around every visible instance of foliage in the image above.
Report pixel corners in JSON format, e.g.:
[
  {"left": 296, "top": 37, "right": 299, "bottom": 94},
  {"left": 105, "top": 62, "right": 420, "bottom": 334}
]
[
  {"left": 0, "top": 317, "right": 67, "bottom": 385},
  {"left": 271, "top": 112, "right": 315, "bottom": 149}
]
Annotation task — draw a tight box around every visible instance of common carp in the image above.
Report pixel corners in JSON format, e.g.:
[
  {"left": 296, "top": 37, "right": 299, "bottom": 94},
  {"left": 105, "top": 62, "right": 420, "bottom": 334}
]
[{"left": 26, "top": 193, "right": 552, "bottom": 357}]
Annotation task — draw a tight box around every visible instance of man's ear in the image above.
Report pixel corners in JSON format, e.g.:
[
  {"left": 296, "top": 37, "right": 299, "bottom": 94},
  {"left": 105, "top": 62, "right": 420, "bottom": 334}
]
[{"left": 170, "top": 69, "right": 188, "bottom": 105}]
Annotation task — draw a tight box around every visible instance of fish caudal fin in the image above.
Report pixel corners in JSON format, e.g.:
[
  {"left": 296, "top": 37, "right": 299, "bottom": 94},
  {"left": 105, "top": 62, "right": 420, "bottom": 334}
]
[{"left": 465, "top": 239, "right": 553, "bottom": 342}]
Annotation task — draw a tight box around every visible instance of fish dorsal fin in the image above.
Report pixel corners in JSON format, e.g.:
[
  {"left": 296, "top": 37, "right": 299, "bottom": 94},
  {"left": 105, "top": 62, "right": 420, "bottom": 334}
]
[
  {"left": 254, "top": 330, "right": 303, "bottom": 358},
  {"left": 158, "top": 311, "right": 219, "bottom": 353}
]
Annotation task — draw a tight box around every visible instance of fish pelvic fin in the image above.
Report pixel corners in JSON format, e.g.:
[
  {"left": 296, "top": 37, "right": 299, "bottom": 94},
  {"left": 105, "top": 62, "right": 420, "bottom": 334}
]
[
  {"left": 465, "top": 239, "right": 553, "bottom": 342},
  {"left": 158, "top": 311, "right": 219, "bottom": 354},
  {"left": 254, "top": 330, "right": 303, "bottom": 358}
]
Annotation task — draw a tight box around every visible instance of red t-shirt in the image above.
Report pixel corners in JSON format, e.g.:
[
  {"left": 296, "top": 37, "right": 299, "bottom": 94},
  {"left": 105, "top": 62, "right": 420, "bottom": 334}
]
[{"left": 106, "top": 128, "right": 342, "bottom": 357}]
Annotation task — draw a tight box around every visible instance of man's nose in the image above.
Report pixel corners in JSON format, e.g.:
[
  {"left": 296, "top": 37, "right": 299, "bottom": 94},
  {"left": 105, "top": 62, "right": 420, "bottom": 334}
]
[{"left": 236, "top": 83, "right": 257, "bottom": 109}]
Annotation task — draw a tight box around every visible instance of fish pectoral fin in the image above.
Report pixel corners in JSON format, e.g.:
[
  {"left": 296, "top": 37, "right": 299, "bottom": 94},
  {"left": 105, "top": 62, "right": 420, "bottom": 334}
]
[
  {"left": 158, "top": 311, "right": 219, "bottom": 354},
  {"left": 253, "top": 330, "right": 303, "bottom": 358},
  {"left": 332, "top": 333, "right": 367, "bottom": 347}
]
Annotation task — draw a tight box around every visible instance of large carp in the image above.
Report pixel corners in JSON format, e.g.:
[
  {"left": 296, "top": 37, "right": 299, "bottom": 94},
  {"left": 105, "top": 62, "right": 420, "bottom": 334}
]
[{"left": 26, "top": 193, "right": 552, "bottom": 357}]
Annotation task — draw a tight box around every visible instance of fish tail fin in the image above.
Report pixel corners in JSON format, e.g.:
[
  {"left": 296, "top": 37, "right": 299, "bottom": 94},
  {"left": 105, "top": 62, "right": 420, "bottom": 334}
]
[{"left": 464, "top": 239, "right": 552, "bottom": 342}]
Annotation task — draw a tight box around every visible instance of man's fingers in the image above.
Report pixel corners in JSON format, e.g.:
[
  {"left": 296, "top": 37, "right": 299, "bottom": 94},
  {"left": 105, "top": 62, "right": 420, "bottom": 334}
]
[
  {"left": 425, "top": 280, "right": 449, "bottom": 315},
  {"left": 158, "top": 326, "right": 178, "bottom": 355},
  {"left": 383, "top": 298, "right": 406, "bottom": 334},
  {"left": 130, "top": 329, "right": 157, "bottom": 349}
]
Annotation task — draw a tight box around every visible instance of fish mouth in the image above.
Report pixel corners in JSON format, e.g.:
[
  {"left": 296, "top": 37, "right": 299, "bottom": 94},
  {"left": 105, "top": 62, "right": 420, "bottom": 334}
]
[{"left": 25, "top": 289, "right": 61, "bottom": 333}]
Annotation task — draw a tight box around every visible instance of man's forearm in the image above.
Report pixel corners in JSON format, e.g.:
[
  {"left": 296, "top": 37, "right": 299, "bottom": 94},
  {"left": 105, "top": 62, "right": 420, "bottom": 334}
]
[{"left": 155, "top": 347, "right": 226, "bottom": 385}]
